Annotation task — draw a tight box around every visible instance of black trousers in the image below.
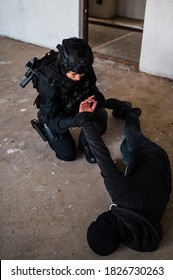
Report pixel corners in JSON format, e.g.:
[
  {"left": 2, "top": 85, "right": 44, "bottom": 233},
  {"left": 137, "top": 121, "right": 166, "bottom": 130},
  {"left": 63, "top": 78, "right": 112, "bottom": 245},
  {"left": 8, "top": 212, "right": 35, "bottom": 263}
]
[{"left": 48, "top": 108, "right": 108, "bottom": 161}]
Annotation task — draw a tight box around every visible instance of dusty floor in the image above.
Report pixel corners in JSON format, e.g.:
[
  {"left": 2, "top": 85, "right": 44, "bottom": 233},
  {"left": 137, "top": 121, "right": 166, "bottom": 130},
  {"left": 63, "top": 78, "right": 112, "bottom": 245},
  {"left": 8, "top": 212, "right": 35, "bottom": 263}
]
[{"left": 0, "top": 37, "right": 173, "bottom": 260}]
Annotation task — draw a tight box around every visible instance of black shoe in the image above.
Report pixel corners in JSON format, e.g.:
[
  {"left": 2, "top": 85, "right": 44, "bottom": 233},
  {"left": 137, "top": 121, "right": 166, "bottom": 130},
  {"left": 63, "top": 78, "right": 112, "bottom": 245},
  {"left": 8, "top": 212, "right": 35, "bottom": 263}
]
[
  {"left": 105, "top": 98, "right": 132, "bottom": 120},
  {"left": 133, "top": 107, "right": 142, "bottom": 117},
  {"left": 105, "top": 98, "right": 132, "bottom": 110},
  {"left": 112, "top": 108, "right": 132, "bottom": 119},
  {"left": 112, "top": 107, "right": 142, "bottom": 120},
  {"left": 79, "top": 144, "right": 97, "bottom": 164}
]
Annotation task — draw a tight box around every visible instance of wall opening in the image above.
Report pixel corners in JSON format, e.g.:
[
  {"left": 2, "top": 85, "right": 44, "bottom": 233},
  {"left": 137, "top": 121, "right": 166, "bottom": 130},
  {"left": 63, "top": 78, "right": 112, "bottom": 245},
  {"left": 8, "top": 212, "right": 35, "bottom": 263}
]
[{"left": 87, "top": 0, "right": 147, "bottom": 66}]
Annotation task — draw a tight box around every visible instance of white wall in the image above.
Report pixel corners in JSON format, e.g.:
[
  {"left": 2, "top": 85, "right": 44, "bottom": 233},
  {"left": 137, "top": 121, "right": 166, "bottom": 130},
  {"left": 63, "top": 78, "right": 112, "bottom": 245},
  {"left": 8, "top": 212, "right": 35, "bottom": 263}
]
[
  {"left": 89, "top": 0, "right": 146, "bottom": 20},
  {"left": 0, "top": 0, "right": 81, "bottom": 49},
  {"left": 117, "top": 0, "right": 146, "bottom": 20},
  {"left": 140, "top": 0, "right": 173, "bottom": 79}
]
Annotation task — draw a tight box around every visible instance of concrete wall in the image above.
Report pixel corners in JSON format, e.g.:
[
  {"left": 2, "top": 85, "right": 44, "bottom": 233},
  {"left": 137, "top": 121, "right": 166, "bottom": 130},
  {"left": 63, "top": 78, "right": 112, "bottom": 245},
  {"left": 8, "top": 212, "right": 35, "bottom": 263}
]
[
  {"left": 1, "top": 0, "right": 173, "bottom": 79},
  {"left": 0, "top": 0, "right": 81, "bottom": 49},
  {"left": 89, "top": 0, "right": 146, "bottom": 20},
  {"left": 117, "top": 0, "right": 146, "bottom": 20},
  {"left": 89, "top": 0, "right": 117, "bottom": 19},
  {"left": 140, "top": 0, "right": 173, "bottom": 79}
]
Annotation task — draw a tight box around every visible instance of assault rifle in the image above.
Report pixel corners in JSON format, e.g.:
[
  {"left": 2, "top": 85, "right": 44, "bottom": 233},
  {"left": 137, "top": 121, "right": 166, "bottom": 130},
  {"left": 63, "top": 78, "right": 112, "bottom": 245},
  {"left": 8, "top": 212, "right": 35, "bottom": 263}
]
[
  {"left": 20, "top": 50, "right": 56, "bottom": 88},
  {"left": 19, "top": 57, "right": 39, "bottom": 88}
]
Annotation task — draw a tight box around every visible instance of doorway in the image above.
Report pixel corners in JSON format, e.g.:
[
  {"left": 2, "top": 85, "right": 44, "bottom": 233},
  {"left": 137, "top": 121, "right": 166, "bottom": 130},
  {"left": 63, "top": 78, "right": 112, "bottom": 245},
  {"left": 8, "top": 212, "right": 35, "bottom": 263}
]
[{"left": 86, "top": 0, "right": 146, "bottom": 66}]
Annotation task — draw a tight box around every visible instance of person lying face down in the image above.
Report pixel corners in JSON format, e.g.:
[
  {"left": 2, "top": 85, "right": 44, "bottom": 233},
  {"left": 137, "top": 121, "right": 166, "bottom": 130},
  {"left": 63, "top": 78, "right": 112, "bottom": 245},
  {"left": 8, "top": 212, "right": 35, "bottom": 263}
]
[{"left": 76, "top": 96, "right": 172, "bottom": 256}]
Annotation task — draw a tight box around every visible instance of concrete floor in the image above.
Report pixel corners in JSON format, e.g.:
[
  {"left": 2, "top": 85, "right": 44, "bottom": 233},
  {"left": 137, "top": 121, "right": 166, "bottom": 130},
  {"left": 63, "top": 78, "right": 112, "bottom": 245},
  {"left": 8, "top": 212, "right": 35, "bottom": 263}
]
[
  {"left": 0, "top": 36, "right": 173, "bottom": 260},
  {"left": 88, "top": 23, "right": 143, "bottom": 65}
]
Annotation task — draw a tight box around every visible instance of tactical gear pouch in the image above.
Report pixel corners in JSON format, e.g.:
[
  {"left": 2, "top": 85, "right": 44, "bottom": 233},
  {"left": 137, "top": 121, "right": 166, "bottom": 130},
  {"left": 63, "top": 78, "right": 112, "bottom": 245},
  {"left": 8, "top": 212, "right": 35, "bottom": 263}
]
[
  {"left": 31, "top": 119, "right": 48, "bottom": 141},
  {"left": 33, "top": 94, "right": 41, "bottom": 109},
  {"left": 32, "top": 75, "right": 38, "bottom": 89}
]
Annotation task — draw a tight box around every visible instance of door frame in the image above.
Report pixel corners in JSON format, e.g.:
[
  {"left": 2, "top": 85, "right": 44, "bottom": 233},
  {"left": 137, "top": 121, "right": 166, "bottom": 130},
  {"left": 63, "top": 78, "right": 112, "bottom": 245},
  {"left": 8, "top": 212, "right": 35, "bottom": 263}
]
[{"left": 81, "top": 0, "right": 89, "bottom": 41}]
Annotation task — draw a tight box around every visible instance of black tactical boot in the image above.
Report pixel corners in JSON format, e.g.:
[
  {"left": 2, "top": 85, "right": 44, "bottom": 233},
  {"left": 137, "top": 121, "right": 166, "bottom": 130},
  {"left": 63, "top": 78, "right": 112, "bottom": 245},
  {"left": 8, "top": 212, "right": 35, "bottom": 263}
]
[
  {"left": 132, "top": 107, "right": 142, "bottom": 118},
  {"left": 105, "top": 98, "right": 132, "bottom": 110},
  {"left": 105, "top": 98, "right": 132, "bottom": 120},
  {"left": 79, "top": 143, "right": 97, "bottom": 164},
  {"left": 113, "top": 107, "right": 142, "bottom": 120}
]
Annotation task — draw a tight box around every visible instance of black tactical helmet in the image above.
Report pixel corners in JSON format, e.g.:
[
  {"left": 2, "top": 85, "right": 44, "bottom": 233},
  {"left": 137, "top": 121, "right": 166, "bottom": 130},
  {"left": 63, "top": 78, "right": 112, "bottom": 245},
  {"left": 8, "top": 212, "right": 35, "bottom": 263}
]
[{"left": 56, "top": 37, "right": 94, "bottom": 74}]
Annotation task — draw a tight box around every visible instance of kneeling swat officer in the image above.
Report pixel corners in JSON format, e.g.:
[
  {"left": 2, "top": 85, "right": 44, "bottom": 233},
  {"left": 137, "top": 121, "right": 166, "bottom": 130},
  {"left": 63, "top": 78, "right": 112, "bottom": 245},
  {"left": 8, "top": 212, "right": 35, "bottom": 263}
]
[{"left": 27, "top": 37, "right": 107, "bottom": 163}]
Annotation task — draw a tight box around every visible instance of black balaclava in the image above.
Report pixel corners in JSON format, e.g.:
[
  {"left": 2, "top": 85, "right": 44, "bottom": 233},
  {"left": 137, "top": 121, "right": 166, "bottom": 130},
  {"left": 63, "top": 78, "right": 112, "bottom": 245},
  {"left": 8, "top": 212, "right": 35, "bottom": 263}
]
[{"left": 87, "top": 211, "right": 121, "bottom": 256}]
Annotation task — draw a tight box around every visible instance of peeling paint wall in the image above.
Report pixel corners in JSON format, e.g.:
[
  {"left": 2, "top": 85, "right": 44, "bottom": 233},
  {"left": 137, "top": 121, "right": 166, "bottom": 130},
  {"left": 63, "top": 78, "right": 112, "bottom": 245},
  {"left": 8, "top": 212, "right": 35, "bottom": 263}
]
[
  {"left": 0, "top": 0, "right": 81, "bottom": 49},
  {"left": 140, "top": 0, "right": 173, "bottom": 79}
]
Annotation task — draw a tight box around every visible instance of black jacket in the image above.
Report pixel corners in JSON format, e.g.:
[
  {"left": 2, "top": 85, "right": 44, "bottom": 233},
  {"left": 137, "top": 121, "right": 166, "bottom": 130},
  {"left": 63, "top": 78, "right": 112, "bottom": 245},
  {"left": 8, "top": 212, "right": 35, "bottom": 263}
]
[
  {"left": 111, "top": 205, "right": 163, "bottom": 251},
  {"left": 32, "top": 51, "right": 105, "bottom": 132}
]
